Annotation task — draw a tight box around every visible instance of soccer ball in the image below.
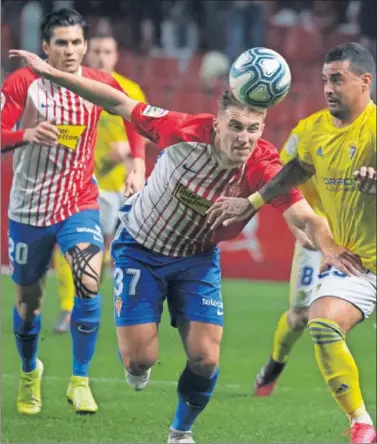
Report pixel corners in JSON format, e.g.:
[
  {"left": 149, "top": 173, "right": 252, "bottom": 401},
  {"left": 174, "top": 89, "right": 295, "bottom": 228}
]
[{"left": 229, "top": 47, "right": 291, "bottom": 109}]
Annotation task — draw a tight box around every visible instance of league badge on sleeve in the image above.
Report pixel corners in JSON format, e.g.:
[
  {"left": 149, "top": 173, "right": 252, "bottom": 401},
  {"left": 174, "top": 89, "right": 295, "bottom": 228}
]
[
  {"left": 142, "top": 105, "right": 169, "bottom": 118},
  {"left": 1, "top": 92, "right": 5, "bottom": 111}
]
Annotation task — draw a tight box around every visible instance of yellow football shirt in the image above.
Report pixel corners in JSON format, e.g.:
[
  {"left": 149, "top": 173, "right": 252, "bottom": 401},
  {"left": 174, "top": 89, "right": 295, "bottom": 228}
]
[
  {"left": 94, "top": 72, "right": 147, "bottom": 192},
  {"left": 280, "top": 115, "right": 324, "bottom": 216},
  {"left": 297, "top": 101, "right": 376, "bottom": 272}
]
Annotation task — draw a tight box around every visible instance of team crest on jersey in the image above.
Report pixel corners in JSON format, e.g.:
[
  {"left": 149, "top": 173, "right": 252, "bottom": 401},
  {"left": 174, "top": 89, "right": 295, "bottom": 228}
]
[
  {"left": 142, "top": 105, "right": 169, "bottom": 118},
  {"left": 115, "top": 296, "right": 123, "bottom": 318},
  {"left": 1, "top": 92, "right": 5, "bottom": 111},
  {"left": 56, "top": 125, "right": 86, "bottom": 150},
  {"left": 227, "top": 184, "right": 241, "bottom": 197},
  {"left": 174, "top": 183, "right": 213, "bottom": 216}
]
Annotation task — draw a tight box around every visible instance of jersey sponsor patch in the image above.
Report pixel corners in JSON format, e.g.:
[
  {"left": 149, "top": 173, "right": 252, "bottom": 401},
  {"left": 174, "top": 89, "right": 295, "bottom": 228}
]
[
  {"left": 1, "top": 92, "right": 5, "bottom": 111},
  {"left": 174, "top": 183, "right": 213, "bottom": 216},
  {"left": 56, "top": 125, "right": 86, "bottom": 150},
  {"left": 142, "top": 105, "right": 169, "bottom": 118},
  {"left": 285, "top": 134, "right": 299, "bottom": 156}
]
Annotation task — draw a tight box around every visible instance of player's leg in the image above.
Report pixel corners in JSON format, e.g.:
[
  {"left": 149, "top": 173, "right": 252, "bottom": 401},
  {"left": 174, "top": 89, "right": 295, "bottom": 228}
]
[
  {"left": 111, "top": 225, "right": 166, "bottom": 390},
  {"left": 57, "top": 210, "right": 104, "bottom": 414},
  {"left": 167, "top": 248, "right": 223, "bottom": 443},
  {"left": 53, "top": 246, "right": 75, "bottom": 333},
  {"left": 9, "top": 220, "right": 56, "bottom": 414},
  {"left": 254, "top": 242, "right": 320, "bottom": 394},
  {"left": 98, "top": 189, "right": 123, "bottom": 278},
  {"left": 254, "top": 241, "right": 322, "bottom": 396},
  {"left": 307, "top": 269, "right": 376, "bottom": 443}
]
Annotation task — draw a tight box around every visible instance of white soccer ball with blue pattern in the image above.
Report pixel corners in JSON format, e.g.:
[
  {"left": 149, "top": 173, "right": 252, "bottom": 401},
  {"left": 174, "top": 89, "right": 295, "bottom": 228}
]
[{"left": 229, "top": 47, "right": 291, "bottom": 109}]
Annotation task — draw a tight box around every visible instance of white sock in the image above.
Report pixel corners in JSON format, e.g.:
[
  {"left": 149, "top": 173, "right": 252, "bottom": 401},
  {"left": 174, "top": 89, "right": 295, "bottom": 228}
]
[{"left": 349, "top": 406, "right": 374, "bottom": 426}]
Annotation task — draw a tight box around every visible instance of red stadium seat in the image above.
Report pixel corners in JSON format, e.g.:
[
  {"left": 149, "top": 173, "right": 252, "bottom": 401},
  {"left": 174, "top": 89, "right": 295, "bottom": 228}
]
[
  {"left": 294, "top": 93, "right": 326, "bottom": 121},
  {"left": 284, "top": 26, "right": 323, "bottom": 62},
  {"left": 144, "top": 86, "right": 171, "bottom": 109},
  {"left": 139, "top": 57, "right": 180, "bottom": 89},
  {"left": 265, "top": 24, "right": 288, "bottom": 57},
  {"left": 170, "top": 90, "right": 211, "bottom": 114}
]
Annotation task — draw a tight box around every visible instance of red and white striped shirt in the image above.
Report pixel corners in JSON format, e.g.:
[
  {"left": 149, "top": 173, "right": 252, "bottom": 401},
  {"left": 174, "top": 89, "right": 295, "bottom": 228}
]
[
  {"left": 1, "top": 66, "right": 145, "bottom": 226},
  {"left": 120, "top": 103, "right": 303, "bottom": 257}
]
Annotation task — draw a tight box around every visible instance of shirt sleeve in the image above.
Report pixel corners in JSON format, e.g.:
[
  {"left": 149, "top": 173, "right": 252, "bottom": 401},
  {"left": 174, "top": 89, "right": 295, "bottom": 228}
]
[
  {"left": 1, "top": 70, "right": 29, "bottom": 150},
  {"left": 130, "top": 102, "right": 198, "bottom": 148},
  {"left": 279, "top": 119, "right": 307, "bottom": 165},
  {"left": 247, "top": 146, "right": 303, "bottom": 213},
  {"left": 109, "top": 76, "right": 146, "bottom": 159}
]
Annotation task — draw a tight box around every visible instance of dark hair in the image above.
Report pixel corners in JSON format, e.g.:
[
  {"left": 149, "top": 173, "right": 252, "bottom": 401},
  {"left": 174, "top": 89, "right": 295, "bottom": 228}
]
[
  {"left": 217, "top": 89, "right": 266, "bottom": 115},
  {"left": 325, "top": 42, "right": 376, "bottom": 79},
  {"left": 41, "top": 8, "right": 88, "bottom": 43}
]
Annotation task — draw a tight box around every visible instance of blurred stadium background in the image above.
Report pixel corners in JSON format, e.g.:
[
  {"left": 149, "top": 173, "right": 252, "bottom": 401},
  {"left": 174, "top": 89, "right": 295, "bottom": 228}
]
[{"left": 1, "top": 1, "right": 376, "bottom": 443}]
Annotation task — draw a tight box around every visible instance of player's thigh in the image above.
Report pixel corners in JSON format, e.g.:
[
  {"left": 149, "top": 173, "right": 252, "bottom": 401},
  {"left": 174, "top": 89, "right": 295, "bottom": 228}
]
[
  {"left": 57, "top": 209, "right": 104, "bottom": 294},
  {"left": 168, "top": 247, "right": 223, "bottom": 374},
  {"left": 98, "top": 190, "right": 123, "bottom": 237},
  {"left": 8, "top": 219, "right": 55, "bottom": 287},
  {"left": 309, "top": 268, "right": 376, "bottom": 331},
  {"left": 178, "top": 320, "right": 222, "bottom": 376},
  {"left": 113, "top": 250, "right": 167, "bottom": 365},
  {"left": 289, "top": 241, "right": 322, "bottom": 309}
]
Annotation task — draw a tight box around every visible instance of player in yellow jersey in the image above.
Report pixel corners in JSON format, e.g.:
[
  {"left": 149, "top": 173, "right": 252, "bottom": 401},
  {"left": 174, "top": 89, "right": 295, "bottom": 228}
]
[
  {"left": 207, "top": 42, "right": 376, "bottom": 443},
  {"left": 53, "top": 34, "right": 147, "bottom": 333},
  {"left": 252, "top": 115, "right": 325, "bottom": 396}
]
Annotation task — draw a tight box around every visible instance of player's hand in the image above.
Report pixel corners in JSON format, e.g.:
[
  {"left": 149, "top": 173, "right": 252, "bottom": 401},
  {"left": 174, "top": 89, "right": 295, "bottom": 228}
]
[
  {"left": 23, "top": 119, "right": 59, "bottom": 147},
  {"left": 9, "top": 49, "right": 52, "bottom": 77},
  {"left": 206, "top": 196, "right": 257, "bottom": 230},
  {"left": 320, "top": 246, "right": 363, "bottom": 277},
  {"left": 353, "top": 166, "right": 376, "bottom": 194},
  {"left": 124, "top": 168, "right": 145, "bottom": 197}
]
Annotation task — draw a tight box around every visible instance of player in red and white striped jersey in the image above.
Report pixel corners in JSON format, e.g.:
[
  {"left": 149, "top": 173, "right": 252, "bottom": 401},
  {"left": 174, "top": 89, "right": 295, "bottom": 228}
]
[
  {"left": 2, "top": 9, "right": 146, "bottom": 417},
  {"left": 10, "top": 48, "right": 356, "bottom": 443}
]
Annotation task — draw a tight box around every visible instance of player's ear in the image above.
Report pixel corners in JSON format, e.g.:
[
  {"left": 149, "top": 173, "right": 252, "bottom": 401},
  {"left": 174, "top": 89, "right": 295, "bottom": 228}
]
[
  {"left": 42, "top": 40, "right": 49, "bottom": 57},
  {"left": 361, "top": 72, "right": 372, "bottom": 93},
  {"left": 83, "top": 40, "right": 88, "bottom": 56},
  {"left": 213, "top": 119, "right": 220, "bottom": 134}
]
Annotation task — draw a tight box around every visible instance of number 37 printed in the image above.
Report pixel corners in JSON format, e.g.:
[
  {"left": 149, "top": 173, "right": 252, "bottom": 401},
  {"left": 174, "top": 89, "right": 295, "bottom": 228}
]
[{"left": 114, "top": 268, "right": 141, "bottom": 297}]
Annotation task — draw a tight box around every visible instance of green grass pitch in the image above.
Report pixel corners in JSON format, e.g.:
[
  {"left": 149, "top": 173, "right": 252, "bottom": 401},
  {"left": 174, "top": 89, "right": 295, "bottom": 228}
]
[{"left": 1, "top": 275, "right": 376, "bottom": 443}]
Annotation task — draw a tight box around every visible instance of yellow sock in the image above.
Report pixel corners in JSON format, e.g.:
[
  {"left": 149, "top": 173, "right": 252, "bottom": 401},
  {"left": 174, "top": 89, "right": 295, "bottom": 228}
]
[
  {"left": 54, "top": 248, "right": 75, "bottom": 312},
  {"left": 272, "top": 311, "right": 305, "bottom": 363},
  {"left": 308, "top": 318, "right": 368, "bottom": 420}
]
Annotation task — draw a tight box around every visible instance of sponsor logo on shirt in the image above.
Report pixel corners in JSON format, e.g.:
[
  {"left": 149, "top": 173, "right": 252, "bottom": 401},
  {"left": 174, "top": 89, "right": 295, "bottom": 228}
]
[
  {"left": 142, "top": 105, "right": 169, "bottom": 118},
  {"left": 56, "top": 125, "right": 86, "bottom": 150},
  {"left": 321, "top": 176, "right": 357, "bottom": 191},
  {"left": 174, "top": 183, "right": 213, "bottom": 216}
]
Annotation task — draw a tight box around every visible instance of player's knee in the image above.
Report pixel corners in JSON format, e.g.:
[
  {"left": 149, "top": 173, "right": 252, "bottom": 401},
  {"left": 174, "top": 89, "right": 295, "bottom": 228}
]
[
  {"left": 188, "top": 353, "right": 219, "bottom": 379},
  {"left": 16, "top": 281, "right": 44, "bottom": 321},
  {"left": 288, "top": 308, "right": 309, "bottom": 330},
  {"left": 67, "top": 244, "right": 101, "bottom": 298},
  {"left": 307, "top": 318, "right": 345, "bottom": 346},
  {"left": 121, "top": 353, "right": 156, "bottom": 375}
]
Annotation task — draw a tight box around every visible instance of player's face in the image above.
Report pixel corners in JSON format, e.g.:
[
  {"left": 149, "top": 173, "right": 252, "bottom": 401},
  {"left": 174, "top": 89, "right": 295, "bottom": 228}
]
[
  {"left": 322, "top": 60, "right": 367, "bottom": 120},
  {"left": 86, "top": 37, "right": 118, "bottom": 73},
  {"left": 43, "top": 25, "right": 87, "bottom": 74},
  {"left": 215, "top": 106, "right": 265, "bottom": 164}
]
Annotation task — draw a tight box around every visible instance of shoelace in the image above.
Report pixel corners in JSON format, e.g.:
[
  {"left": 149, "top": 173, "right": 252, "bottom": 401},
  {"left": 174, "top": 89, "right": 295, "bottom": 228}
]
[{"left": 20, "top": 375, "right": 38, "bottom": 402}]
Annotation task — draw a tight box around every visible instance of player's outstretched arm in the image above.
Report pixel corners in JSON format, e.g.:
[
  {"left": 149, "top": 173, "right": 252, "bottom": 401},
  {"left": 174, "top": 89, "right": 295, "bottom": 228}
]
[
  {"left": 283, "top": 200, "right": 363, "bottom": 277},
  {"left": 206, "top": 157, "right": 314, "bottom": 229},
  {"left": 9, "top": 49, "right": 138, "bottom": 121}
]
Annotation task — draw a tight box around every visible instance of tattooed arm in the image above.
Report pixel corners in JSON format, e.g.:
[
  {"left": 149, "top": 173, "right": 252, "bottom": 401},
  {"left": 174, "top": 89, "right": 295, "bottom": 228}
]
[
  {"left": 206, "top": 157, "right": 314, "bottom": 229},
  {"left": 258, "top": 157, "right": 315, "bottom": 204}
]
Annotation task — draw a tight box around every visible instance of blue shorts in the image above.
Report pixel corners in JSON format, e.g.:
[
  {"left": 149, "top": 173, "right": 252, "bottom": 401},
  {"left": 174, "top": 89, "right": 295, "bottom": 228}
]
[
  {"left": 8, "top": 210, "right": 104, "bottom": 286},
  {"left": 111, "top": 226, "right": 223, "bottom": 328}
]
